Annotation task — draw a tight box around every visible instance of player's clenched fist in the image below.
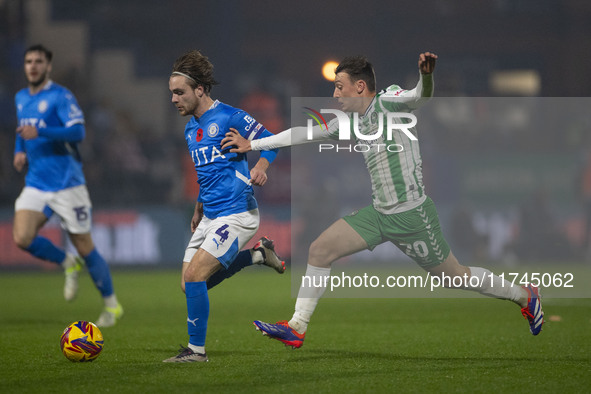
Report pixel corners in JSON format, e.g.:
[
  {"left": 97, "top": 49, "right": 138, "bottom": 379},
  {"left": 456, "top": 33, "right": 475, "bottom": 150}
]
[{"left": 418, "top": 52, "right": 437, "bottom": 74}]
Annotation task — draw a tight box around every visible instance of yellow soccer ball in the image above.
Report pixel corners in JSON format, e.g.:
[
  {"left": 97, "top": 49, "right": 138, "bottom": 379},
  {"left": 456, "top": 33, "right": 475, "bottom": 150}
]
[{"left": 60, "top": 321, "right": 104, "bottom": 362}]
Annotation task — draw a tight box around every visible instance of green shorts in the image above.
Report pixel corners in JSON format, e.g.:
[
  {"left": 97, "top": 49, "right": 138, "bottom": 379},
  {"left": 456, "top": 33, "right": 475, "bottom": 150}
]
[{"left": 342, "top": 197, "right": 450, "bottom": 269}]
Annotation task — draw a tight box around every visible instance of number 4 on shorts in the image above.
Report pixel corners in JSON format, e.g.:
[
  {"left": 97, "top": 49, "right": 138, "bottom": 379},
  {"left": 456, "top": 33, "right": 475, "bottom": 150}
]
[{"left": 215, "top": 224, "right": 229, "bottom": 243}]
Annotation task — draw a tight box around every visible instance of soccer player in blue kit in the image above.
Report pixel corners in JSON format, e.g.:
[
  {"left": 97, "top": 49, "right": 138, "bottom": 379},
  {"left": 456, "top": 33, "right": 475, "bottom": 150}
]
[
  {"left": 163, "top": 50, "right": 285, "bottom": 363},
  {"left": 12, "top": 44, "right": 123, "bottom": 327}
]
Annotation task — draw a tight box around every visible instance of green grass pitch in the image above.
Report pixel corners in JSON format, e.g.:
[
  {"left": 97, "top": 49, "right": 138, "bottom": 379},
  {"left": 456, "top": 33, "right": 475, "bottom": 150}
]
[{"left": 1, "top": 267, "right": 590, "bottom": 393}]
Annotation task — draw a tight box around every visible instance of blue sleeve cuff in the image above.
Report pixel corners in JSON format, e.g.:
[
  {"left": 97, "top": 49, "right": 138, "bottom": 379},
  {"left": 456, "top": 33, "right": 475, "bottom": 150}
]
[
  {"left": 15, "top": 135, "right": 25, "bottom": 154},
  {"left": 260, "top": 149, "right": 278, "bottom": 164},
  {"left": 258, "top": 130, "right": 278, "bottom": 164}
]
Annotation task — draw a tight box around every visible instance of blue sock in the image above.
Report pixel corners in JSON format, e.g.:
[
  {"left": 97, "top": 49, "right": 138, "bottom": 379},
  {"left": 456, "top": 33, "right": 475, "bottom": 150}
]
[
  {"left": 186, "top": 281, "right": 209, "bottom": 347},
  {"left": 206, "top": 250, "right": 253, "bottom": 290},
  {"left": 25, "top": 236, "right": 66, "bottom": 265},
  {"left": 84, "top": 248, "right": 114, "bottom": 297}
]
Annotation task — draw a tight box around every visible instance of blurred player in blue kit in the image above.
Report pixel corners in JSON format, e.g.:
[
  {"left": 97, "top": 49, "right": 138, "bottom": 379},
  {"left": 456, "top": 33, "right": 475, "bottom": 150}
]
[
  {"left": 163, "top": 50, "right": 285, "bottom": 363},
  {"left": 12, "top": 44, "right": 123, "bottom": 327}
]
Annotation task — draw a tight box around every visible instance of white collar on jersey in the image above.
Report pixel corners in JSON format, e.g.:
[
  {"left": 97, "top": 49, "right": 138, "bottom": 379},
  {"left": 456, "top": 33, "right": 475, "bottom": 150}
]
[{"left": 209, "top": 100, "right": 220, "bottom": 110}]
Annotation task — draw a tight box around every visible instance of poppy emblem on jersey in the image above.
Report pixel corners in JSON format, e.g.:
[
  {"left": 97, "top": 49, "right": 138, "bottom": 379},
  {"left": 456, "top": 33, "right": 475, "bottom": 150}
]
[
  {"left": 196, "top": 128, "right": 203, "bottom": 142},
  {"left": 207, "top": 123, "right": 219, "bottom": 138},
  {"left": 38, "top": 100, "right": 48, "bottom": 113}
]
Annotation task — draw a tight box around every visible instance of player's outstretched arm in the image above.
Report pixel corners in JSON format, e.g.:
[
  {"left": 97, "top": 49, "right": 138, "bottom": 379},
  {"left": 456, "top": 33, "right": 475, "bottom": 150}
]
[
  {"left": 416, "top": 52, "right": 436, "bottom": 99},
  {"left": 221, "top": 124, "right": 331, "bottom": 152},
  {"left": 222, "top": 127, "right": 288, "bottom": 152},
  {"left": 381, "top": 52, "right": 438, "bottom": 110},
  {"left": 221, "top": 128, "right": 253, "bottom": 152}
]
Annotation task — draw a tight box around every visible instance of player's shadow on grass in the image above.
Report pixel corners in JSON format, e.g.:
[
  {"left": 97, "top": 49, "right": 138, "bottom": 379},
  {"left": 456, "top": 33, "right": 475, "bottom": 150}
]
[
  {"left": 284, "top": 349, "right": 589, "bottom": 363},
  {"left": 3, "top": 318, "right": 69, "bottom": 326},
  {"left": 205, "top": 349, "right": 269, "bottom": 357},
  {"left": 156, "top": 348, "right": 261, "bottom": 357}
]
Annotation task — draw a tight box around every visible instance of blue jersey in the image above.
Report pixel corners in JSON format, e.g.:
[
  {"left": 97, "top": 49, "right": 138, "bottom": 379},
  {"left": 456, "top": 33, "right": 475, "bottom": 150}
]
[
  {"left": 14, "top": 81, "right": 86, "bottom": 191},
  {"left": 185, "top": 100, "right": 277, "bottom": 219}
]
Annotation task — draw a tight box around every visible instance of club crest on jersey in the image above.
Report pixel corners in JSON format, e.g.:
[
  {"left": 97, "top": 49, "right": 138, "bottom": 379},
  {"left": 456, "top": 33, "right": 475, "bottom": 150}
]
[
  {"left": 38, "top": 100, "right": 48, "bottom": 113},
  {"left": 196, "top": 128, "right": 203, "bottom": 142},
  {"left": 207, "top": 123, "right": 219, "bottom": 138}
]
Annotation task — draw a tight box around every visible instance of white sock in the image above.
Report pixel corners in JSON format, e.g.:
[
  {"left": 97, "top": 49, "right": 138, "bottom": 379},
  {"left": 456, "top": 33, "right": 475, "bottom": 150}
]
[
  {"left": 467, "top": 267, "right": 526, "bottom": 306},
  {"left": 188, "top": 344, "right": 205, "bottom": 354},
  {"left": 61, "top": 253, "right": 77, "bottom": 269},
  {"left": 103, "top": 294, "right": 119, "bottom": 309},
  {"left": 288, "top": 264, "right": 331, "bottom": 334},
  {"left": 251, "top": 249, "right": 264, "bottom": 265}
]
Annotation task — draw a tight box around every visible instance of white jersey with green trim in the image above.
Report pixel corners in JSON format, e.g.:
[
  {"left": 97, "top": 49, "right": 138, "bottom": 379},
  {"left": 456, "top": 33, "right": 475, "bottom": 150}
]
[
  {"left": 249, "top": 73, "right": 433, "bottom": 215},
  {"left": 326, "top": 74, "right": 433, "bottom": 214}
]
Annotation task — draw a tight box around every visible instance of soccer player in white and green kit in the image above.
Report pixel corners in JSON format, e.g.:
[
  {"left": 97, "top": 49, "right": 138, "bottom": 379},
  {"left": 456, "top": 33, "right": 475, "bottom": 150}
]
[{"left": 222, "top": 52, "right": 544, "bottom": 348}]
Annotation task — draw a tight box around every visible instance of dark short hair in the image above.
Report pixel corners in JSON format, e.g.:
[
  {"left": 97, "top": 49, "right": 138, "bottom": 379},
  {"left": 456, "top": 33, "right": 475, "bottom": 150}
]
[
  {"left": 335, "top": 56, "right": 376, "bottom": 92},
  {"left": 172, "top": 50, "right": 219, "bottom": 93},
  {"left": 25, "top": 44, "right": 53, "bottom": 62}
]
